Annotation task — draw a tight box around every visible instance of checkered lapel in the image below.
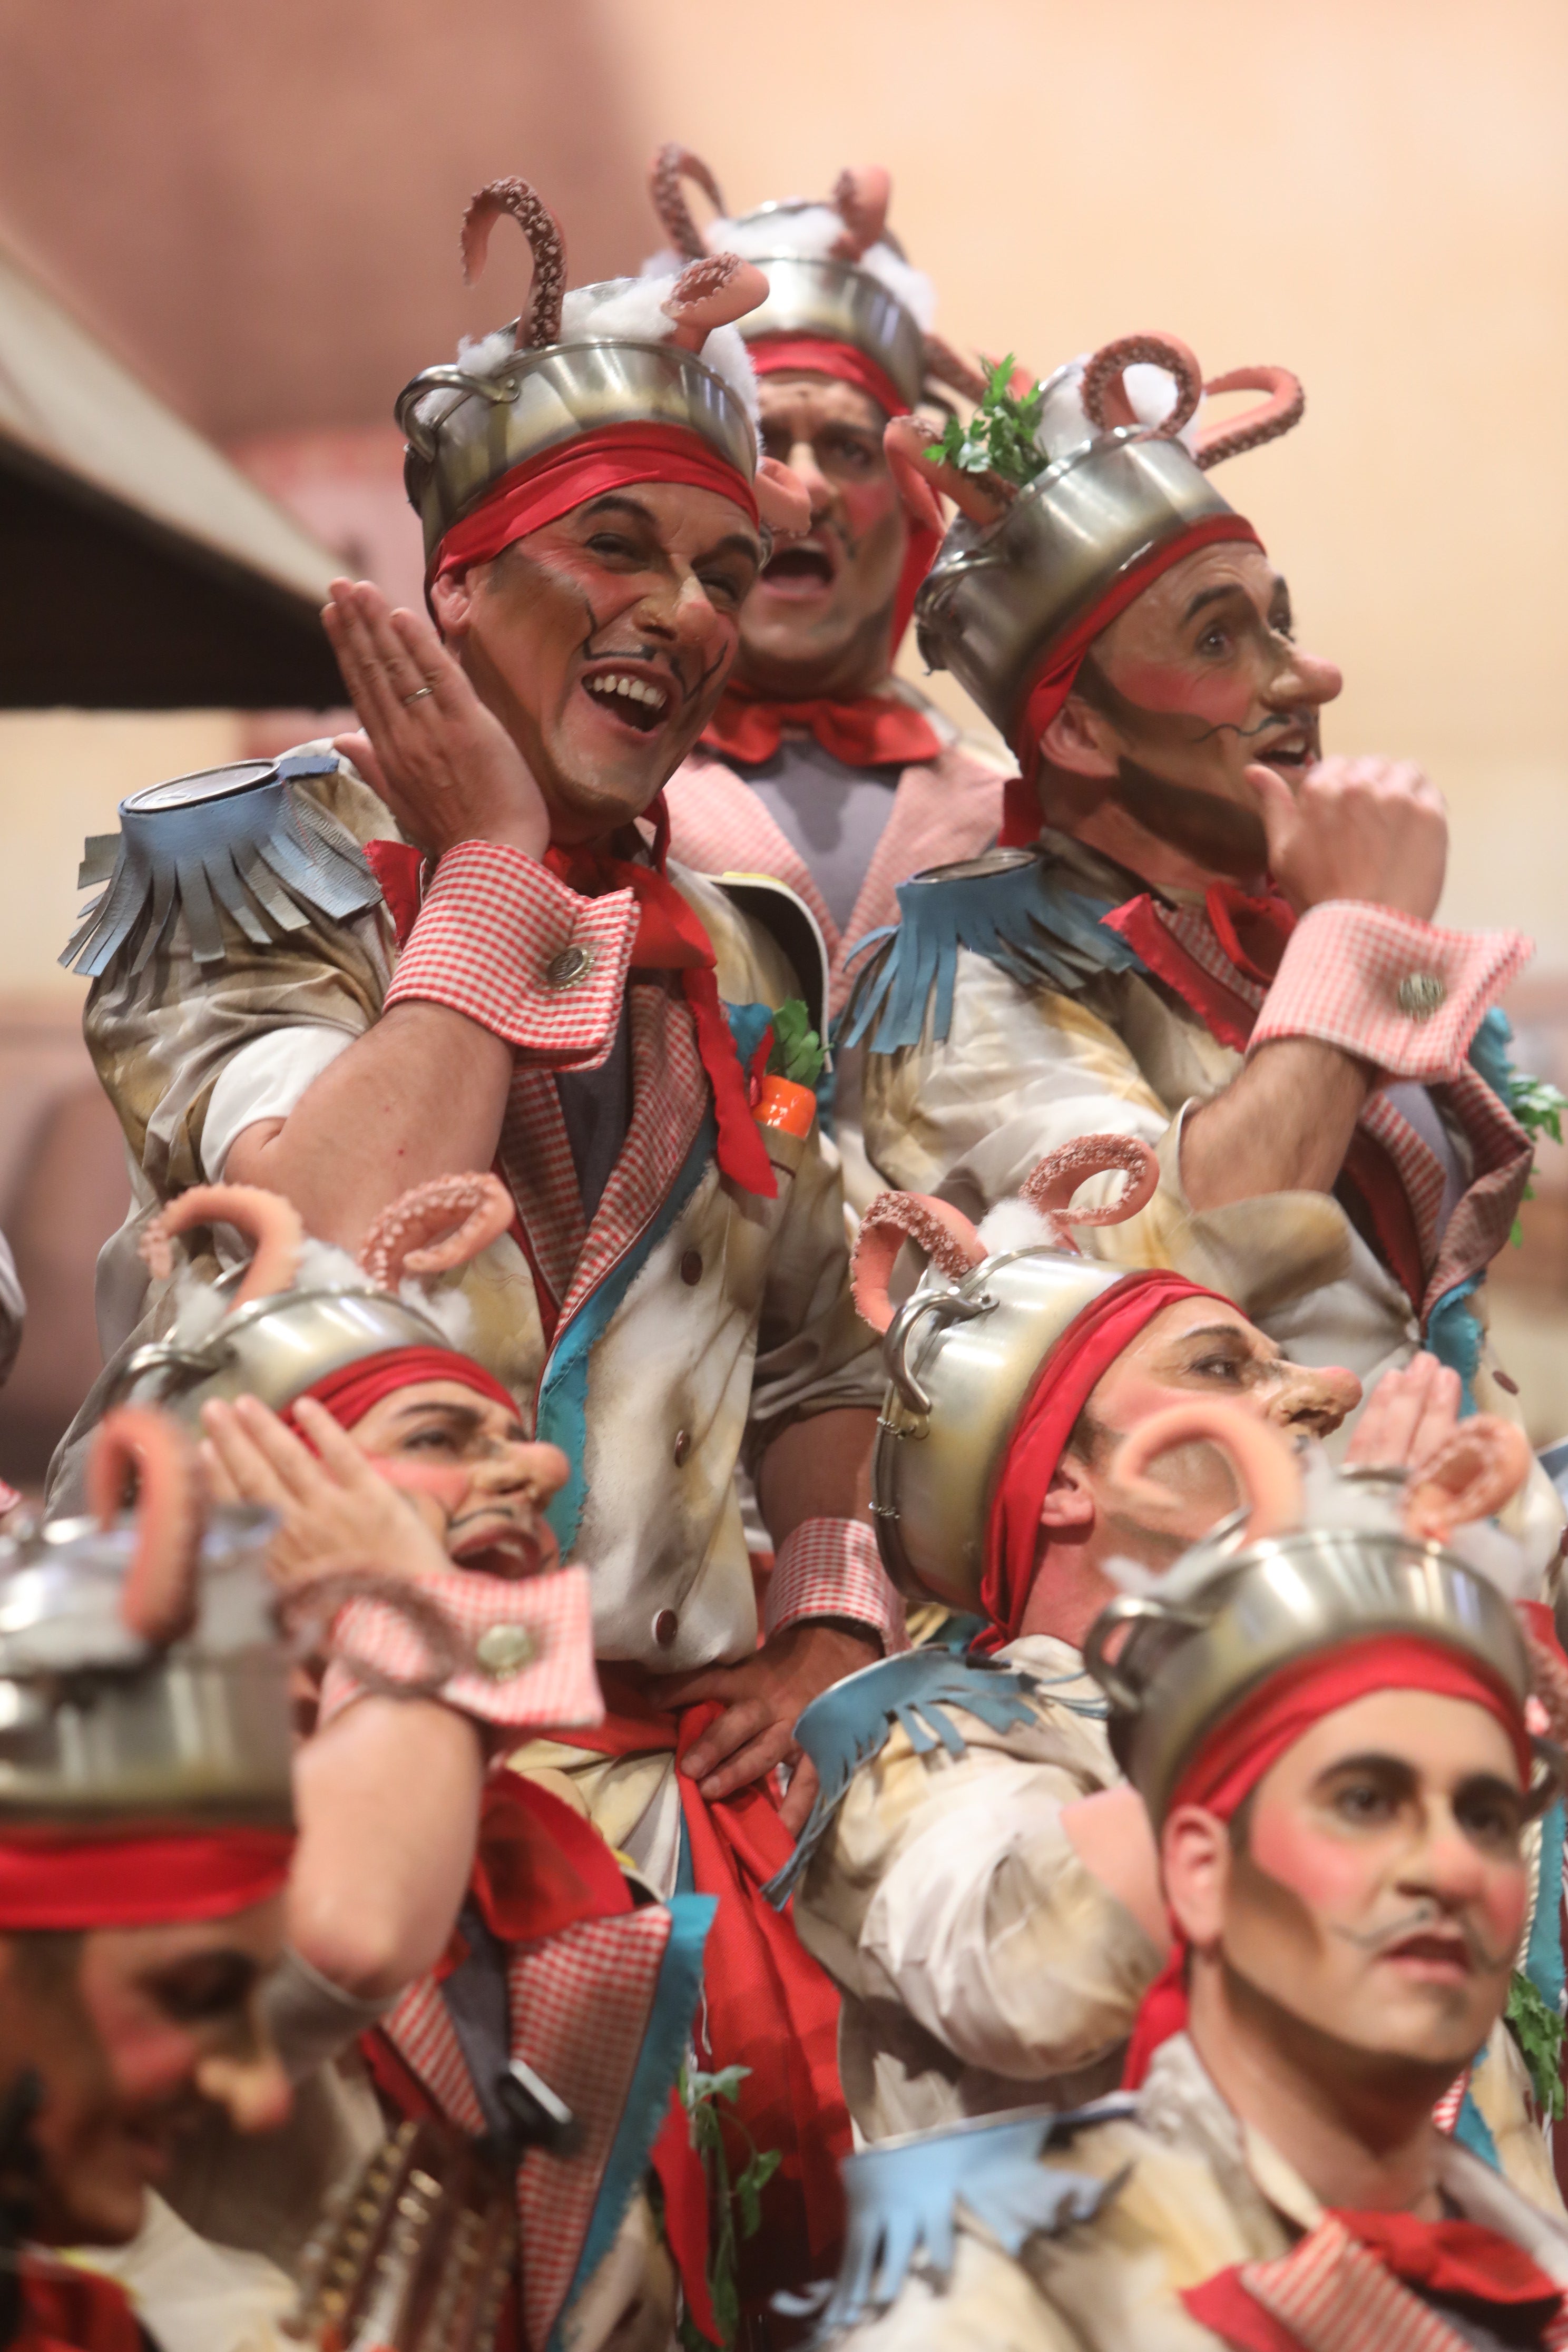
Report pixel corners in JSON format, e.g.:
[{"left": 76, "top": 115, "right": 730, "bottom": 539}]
[
  {"left": 1138, "top": 899, "right": 1531, "bottom": 1313},
  {"left": 380, "top": 1906, "right": 677, "bottom": 2352},
  {"left": 1208, "top": 2213, "right": 1568, "bottom": 2352}
]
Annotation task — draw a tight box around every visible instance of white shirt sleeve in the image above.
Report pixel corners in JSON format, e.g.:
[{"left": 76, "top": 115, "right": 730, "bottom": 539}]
[{"left": 200, "top": 1027, "right": 356, "bottom": 1181}]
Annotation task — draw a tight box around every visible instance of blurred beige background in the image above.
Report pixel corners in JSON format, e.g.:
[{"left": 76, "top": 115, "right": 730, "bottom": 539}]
[{"left": 0, "top": 0, "right": 1563, "bottom": 1469}]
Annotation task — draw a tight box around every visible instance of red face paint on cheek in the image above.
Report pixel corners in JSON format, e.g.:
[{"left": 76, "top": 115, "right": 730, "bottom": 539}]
[
  {"left": 837, "top": 475, "right": 901, "bottom": 543},
  {"left": 1249, "top": 1800, "right": 1381, "bottom": 1920},
  {"left": 1108, "top": 655, "right": 1263, "bottom": 728}
]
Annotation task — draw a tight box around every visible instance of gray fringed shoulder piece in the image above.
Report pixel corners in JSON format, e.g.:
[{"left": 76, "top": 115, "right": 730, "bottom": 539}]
[
  {"left": 780, "top": 2096, "right": 1136, "bottom": 2340},
  {"left": 762, "top": 1647, "right": 1104, "bottom": 1908},
  {"left": 838, "top": 846, "right": 1145, "bottom": 1054},
  {"left": 61, "top": 750, "right": 384, "bottom": 978}
]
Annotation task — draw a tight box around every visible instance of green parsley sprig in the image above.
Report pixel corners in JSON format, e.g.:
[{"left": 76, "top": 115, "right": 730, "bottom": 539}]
[
  {"left": 1506, "top": 1971, "right": 1565, "bottom": 2122},
  {"left": 924, "top": 353, "right": 1047, "bottom": 491},
  {"left": 676, "top": 2062, "right": 784, "bottom": 2349}
]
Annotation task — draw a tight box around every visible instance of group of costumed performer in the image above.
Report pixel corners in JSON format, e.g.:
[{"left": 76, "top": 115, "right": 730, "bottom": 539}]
[{"left": 805, "top": 1398, "right": 1568, "bottom": 2350}]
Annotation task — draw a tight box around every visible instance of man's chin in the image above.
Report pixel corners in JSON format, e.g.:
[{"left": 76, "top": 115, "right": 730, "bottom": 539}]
[{"left": 546, "top": 709, "right": 700, "bottom": 831}]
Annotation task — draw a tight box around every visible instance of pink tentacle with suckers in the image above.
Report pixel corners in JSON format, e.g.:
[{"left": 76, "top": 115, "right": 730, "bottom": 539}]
[
  {"left": 1018, "top": 1135, "right": 1160, "bottom": 1251},
  {"left": 357, "top": 1172, "right": 515, "bottom": 1290},
  {"left": 460, "top": 178, "right": 567, "bottom": 350},
  {"left": 1081, "top": 333, "right": 1203, "bottom": 442},
  {"left": 1400, "top": 1416, "right": 1534, "bottom": 1545},
  {"left": 923, "top": 335, "right": 989, "bottom": 405},
  {"left": 1194, "top": 365, "right": 1306, "bottom": 471},
  {"left": 662, "top": 252, "right": 770, "bottom": 351},
  {"left": 649, "top": 142, "right": 726, "bottom": 261},
  {"left": 829, "top": 166, "right": 891, "bottom": 261},
  {"left": 884, "top": 416, "right": 1009, "bottom": 532},
  {"left": 89, "top": 1406, "right": 204, "bottom": 1648},
  {"left": 1111, "top": 1399, "right": 1304, "bottom": 1547},
  {"left": 852, "top": 1193, "right": 985, "bottom": 1336},
  {"left": 139, "top": 1183, "right": 303, "bottom": 1309},
  {"left": 1521, "top": 1624, "right": 1568, "bottom": 1750}
]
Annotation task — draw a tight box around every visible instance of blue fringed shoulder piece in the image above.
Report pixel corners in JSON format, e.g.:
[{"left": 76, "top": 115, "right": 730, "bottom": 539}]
[
  {"left": 761, "top": 1647, "right": 1100, "bottom": 1908},
  {"left": 783, "top": 2096, "right": 1136, "bottom": 2340},
  {"left": 838, "top": 847, "right": 1145, "bottom": 1055},
  {"left": 61, "top": 750, "right": 383, "bottom": 979}
]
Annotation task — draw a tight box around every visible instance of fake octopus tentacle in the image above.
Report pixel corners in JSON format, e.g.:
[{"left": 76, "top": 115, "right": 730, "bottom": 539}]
[
  {"left": 649, "top": 142, "right": 726, "bottom": 261},
  {"left": 1018, "top": 1135, "right": 1160, "bottom": 1252},
  {"left": 1194, "top": 365, "right": 1306, "bottom": 471},
  {"left": 852, "top": 1192, "right": 985, "bottom": 1336},
  {"left": 1081, "top": 332, "right": 1204, "bottom": 442},
  {"left": 139, "top": 1183, "right": 304, "bottom": 1309},
  {"left": 90, "top": 1406, "right": 204, "bottom": 1648},
  {"left": 1400, "top": 1416, "right": 1534, "bottom": 1545},
  {"left": 884, "top": 415, "right": 1010, "bottom": 532},
  {"left": 922, "top": 334, "right": 989, "bottom": 406},
  {"left": 460, "top": 179, "right": 567, "bottom": 349},
  {"left": 1111, "top": 1398, "right": 1304, "bottom": 1547},
  {"left": 662, "top": 251, "right": 770, "bottom": 350},
  {"left": 829, "top": 166, "right": 892, "bottom": 261},
  {"left": 357, "top": 1172, "right": 515, "bottom": 1290}
]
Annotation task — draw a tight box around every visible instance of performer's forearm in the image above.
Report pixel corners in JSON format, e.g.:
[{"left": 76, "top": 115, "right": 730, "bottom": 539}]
[
  {"left": 757, "top": 1407, "right": 875, "bottom": 1547},
  {"left": 288, "top": 1694, "right": 485, "bottom": 2004},
  {"left": 1180, "top": 1037, "right": 1371, "bottom": 1210},
  {"left": 226, "top": 1002, "right": 514, "bottom": 1252}
]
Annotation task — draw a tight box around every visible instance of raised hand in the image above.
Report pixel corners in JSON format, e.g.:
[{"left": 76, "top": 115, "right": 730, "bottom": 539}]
[
  {"left": 1345, "top": 1350, "right": 1463, "bottom": 1473},
  {"left": 322, "top": 577, "right": 550, "bottom": 860},
  {"left": 1247, "top": 753, "right": 1447, "bottom": 922},
  {"left": 199, "top": 1393, "right": 453, "bottom": 1587}
]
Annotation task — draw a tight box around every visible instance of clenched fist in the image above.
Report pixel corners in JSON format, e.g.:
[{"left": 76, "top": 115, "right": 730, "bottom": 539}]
[{"left": 1247, "top": 753, "right": 1447, "bottom": 923}]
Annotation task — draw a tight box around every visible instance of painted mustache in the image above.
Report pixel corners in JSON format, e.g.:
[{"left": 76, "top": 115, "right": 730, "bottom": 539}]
[{"left": 1331, "top": 1898, "right": 1513, "bottom": 1974}]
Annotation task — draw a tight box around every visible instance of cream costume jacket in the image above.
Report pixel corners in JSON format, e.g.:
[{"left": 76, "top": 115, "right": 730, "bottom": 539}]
[
  {"left": 821, "top": 2033, "right": 1568, "bottom": 2352},
  {"left": 846, "top": 831, "right": 1557, "bottom": 1549},
  {"left": 60, "top": 748, "right": 891, "bottom": 1669}
]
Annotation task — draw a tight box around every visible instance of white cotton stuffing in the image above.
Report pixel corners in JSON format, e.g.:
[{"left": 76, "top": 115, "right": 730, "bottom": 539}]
[
  {"left": 701, "top": 205, "right": 938, "bottom": 333},
  {"left": 165, "top": 1230, "right": 474, "bottom": 1353},
  {"left": 974, "top": 1198, "right": 1061, "bottom": 1257},
  {"left": 1033, "top": 354, "right": 1204, "bottom": 466},
  {"left": 417, "top": 278, "right": 759, "bottom": 434}
]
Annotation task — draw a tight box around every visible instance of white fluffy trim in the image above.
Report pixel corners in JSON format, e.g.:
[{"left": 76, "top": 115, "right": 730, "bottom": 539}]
[
  {"left": 1035, "top": 353, "right": 1204, "bottom": 465},
  {"left": 975, "top": 1198, "right": 1059, "bottom": 1256},
  {"left": 692, "top": 206, "right": 936, "bottom": 332},
  {"left": 433, "top": 278, "right": 759, "bottom": 428}
]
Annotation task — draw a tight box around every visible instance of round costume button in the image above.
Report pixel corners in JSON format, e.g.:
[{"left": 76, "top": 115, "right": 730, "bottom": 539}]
[
  {"left": 545, "top": 943, "right": 594, "bottom": 990},
  {"left": 1396, "top": 972, "right": 1445, "bottom": 1020},
  {"left": 672, "top": 1429, "right": 692, "bottom": 1467},
  {"left": 475, "top": 1623, "right": 537, "bottom": 1678},
  {"left": 653, "top": 1608, "right": 679, "bottom": 1648},
  {"left": 680, "top": 1248, "right": 703, "bottom": 1287}
]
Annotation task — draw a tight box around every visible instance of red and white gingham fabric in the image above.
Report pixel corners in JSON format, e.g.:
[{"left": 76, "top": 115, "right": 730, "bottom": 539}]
[
  {"left": 765, "top": 1515, "right": 910, "bottom": 1652},
  {"left": 1232, "top": 2211, "right": 1568, "bottom": 2352},
  {"left": 319, "top": 1561, "right": 604, "bottom": 1730},
  {"left": 510, "top": 1906, "right": 673, "bottom": 2351},
  {"left": 1249, "top": 901, "right": 1531, "bottom": 1082},
  {"left": 385, "top": 840, "right": 639, "bottom": 1066}
]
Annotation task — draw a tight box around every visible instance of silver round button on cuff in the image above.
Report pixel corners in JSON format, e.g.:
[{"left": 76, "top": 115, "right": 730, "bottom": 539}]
[
  {"left": 545, "top": 943, "right": 594, "bottom": 990},
  {"left": 653, "top": 1608, "right": 679, "bottom": 1649},
  {"left": 475, "top": 1623, "right": 537, "bottom": 1679},
  {"left": 1396, "top": 972, "right": 1445, "bottom": 1020}
]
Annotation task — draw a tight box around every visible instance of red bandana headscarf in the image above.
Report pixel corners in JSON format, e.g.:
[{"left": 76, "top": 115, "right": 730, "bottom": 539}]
[
  {"left": 976, "top": 1270, "right": 1228, "bottom": 1653},
  {"left": 997, "top": 511, "right": 1264, "bottom": 849},
  {"left": 0, "top": 1831, "right": 293, "bottom": 1932},
  {"left": 281, "top": 1344, "right": 519, "bottom": 1436},
  {"left": 702, "top": 333, "right": 945, "bottom": 772},
  {"left": 1121, "top": 1632, "right": 1532, "bottom": 2089}
]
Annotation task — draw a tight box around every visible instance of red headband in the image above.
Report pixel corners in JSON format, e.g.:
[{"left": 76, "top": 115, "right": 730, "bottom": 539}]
[
  {"left": 283, "top": 1346, "right": 520, "bottom": 1436},
  {"left": 998, "top": 512, "right": 1264, "bottom": 848},
  {"left": 747, "top": 335, "right": 938, "bottom": 648},
  {"left": 431, "top": 422, "right": 760, "bottom": 585},
  {"left": 976, "top": 1270, "right": 1226, "bottom": 1652},
  {"left": 1122, "top": 1633, "right": 1531, "bottom": 2086},
  {"left": 0, "top": 1830, "right": 294, "bottom": 1930}
]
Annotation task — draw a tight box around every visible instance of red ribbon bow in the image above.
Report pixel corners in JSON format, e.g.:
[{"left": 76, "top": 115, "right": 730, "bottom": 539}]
[{"left": 702, "top": 685, "right": 943, "bottom": 771}]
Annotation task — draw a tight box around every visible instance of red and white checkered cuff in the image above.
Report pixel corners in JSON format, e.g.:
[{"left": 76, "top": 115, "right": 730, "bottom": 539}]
[
  {"left": 764, "top": 1518, "right": 911, "bottom": 1653},
  {"left": 385, "top": 840, "right": 638, "bottom": 1069},
  {"left": 1249, "top": 901, "right": 1532, "bottom": 1081},
  {"left": 318, "top": 1561, "right": 605, "bottom": 1730}
]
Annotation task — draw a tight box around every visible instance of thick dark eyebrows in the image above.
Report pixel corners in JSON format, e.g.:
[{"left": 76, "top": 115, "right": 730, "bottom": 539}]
[
  {"left": 1314, "top": 1750, "right": 1416, "bottom": 1793},
  {"left": 1181, "top": 581, "right": 1251, "bottom": 624},
  {"left": 386, "top": 1398, "right": 484, "bottom": 1435},
  {"left": 699, "top": 531, "right": 762, "bottom": 570},
  {"left": 577, "top": 494, "right": 658, "bottom": 530},
  {"left": 1453, "top": 1770, "right": 1526, "bottom": 1811}
]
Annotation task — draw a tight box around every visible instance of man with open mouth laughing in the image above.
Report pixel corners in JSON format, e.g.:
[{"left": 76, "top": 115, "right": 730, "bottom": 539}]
[
  {"left": 646, "top": 152, "right": 1008, "bottom": 1087},
  {"left": 842, "top": 330, "right": 1554, "bottom": 1554}
]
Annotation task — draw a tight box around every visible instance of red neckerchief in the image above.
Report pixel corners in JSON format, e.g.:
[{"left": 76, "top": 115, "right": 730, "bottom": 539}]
[
  {"left": 702, "top": 682, "right": 943, "bottom": 770},
  {"left": 10, "top": 2264, "right": 148, "bottom": 2352},
  {"left": 1102, "top": 878, "right": 1427, "bottom": 1311},
  {"left": 544, "top": 801, "right": 775, "bottom": 1199},
  {"left": 368, "top": 812, "right": 776, "bottom": 1202},
  {"left": 1185, "top": 2208, "right": 1568, "bottom": 2350}
]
